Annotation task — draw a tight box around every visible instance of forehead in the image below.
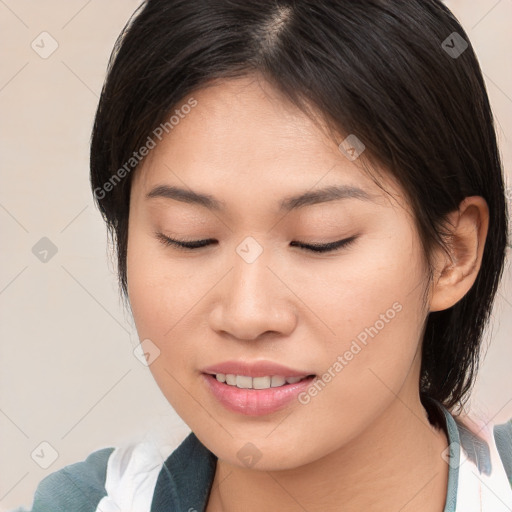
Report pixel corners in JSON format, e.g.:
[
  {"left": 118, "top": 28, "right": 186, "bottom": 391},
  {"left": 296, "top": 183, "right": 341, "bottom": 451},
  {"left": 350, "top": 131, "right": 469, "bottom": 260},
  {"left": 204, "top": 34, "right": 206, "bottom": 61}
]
[{"left": 132, "top": 75, "right": 402, "bottom": 211}]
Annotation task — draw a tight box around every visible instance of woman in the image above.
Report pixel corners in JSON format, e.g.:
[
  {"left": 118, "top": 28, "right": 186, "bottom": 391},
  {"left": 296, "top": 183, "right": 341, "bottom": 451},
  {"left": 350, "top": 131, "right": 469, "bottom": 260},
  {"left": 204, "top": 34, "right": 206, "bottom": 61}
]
[{"left": 23, "top": 0, "right": 512, "bottom": 510}]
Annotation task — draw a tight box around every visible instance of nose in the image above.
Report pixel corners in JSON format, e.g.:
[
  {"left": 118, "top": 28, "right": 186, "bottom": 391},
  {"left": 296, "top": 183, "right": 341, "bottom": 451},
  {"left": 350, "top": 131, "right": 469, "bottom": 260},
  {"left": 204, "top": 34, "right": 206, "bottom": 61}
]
[{"left": 209, "top": 244, "right": 297, "bottom": 341}]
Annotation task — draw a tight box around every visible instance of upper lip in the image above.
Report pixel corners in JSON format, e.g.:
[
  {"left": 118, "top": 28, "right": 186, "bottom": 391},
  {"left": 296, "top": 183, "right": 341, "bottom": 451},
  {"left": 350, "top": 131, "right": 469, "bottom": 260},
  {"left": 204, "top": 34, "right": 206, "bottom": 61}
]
[{"left": 201, "top": 360, "right": 314, "bottom": 378}]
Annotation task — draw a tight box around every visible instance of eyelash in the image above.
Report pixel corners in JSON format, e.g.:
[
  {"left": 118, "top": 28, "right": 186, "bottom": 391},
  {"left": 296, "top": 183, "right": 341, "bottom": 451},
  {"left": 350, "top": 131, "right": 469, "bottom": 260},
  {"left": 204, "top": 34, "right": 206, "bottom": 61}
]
[{"left": 155, "top": 233, "right": 358, "bottom": 253}]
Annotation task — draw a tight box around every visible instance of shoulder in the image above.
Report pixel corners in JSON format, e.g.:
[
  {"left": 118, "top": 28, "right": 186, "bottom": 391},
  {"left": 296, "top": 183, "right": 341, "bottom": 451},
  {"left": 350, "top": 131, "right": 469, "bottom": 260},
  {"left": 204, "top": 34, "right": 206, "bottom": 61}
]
[
  {"left": 26, "top": 432, "right": 197, "bottom": 512},
  {"left": 29, "top": 446, "right": 115, "bottom": 512},
  {"left": 494, "top": 418, "right": 512, "bottom": 486}
]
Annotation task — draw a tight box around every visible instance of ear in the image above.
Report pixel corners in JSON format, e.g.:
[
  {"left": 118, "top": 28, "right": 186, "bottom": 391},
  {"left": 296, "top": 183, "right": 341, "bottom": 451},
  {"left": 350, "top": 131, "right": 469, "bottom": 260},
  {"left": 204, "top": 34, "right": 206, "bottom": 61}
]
[{"left": 429, "top": 196, "right": 489, "bottom": 312}]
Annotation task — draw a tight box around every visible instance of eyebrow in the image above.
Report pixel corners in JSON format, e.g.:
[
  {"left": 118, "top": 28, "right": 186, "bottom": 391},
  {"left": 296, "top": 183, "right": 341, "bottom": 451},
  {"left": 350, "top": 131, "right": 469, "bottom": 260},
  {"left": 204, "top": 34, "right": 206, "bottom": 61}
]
[{"left": 146, "top": 184, "right": 375, "bottom": 212}]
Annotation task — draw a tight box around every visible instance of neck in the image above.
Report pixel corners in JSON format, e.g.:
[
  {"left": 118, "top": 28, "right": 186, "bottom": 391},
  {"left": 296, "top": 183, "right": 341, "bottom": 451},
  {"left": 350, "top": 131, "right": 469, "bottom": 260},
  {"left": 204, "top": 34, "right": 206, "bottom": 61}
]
[{"left": 206, "top": 391, "right": 449, "bottom": 512}]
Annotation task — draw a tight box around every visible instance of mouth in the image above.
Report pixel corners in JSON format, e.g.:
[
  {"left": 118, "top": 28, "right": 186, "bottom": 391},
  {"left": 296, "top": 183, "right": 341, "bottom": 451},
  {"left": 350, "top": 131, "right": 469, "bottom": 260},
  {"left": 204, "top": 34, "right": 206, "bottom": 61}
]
[
  {"left": 201, "top": 372, "right": 317, "bottom": 416},
  {"left": 205, "top": 372, "right": 316, "bottom": 390}
]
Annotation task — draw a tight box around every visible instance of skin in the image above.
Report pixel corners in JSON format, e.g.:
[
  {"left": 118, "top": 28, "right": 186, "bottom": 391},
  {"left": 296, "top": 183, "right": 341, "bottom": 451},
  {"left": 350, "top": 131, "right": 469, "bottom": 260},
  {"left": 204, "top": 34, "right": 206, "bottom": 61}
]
[{"left": 126, "top": 74, "right": 489, "bottom": 511}]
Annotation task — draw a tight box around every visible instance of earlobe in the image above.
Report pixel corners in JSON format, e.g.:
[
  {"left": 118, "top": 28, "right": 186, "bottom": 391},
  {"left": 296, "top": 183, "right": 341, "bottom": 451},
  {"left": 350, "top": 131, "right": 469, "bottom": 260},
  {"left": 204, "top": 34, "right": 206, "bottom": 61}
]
[{"left": 429, "top": 196, "right": 489, "bottom": 312}]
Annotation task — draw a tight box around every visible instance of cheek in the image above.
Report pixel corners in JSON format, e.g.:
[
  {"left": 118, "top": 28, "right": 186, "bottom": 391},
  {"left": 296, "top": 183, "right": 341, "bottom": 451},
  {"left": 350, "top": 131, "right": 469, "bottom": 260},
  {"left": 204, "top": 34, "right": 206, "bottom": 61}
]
[
  {"left": 300, "top": 220, "right": 425, "bottom": 335},
  {"left": 126, "top": 221, "right": 191, "bottom": 356},
  {"left": 302, "top": 224, "right": 428, "bottom": 421},
  {"left": 126, "top": 209, "right": 197, "bottom": 324},
  {"left": 126, "top": 225, "right": 204, "bottom": 421}
]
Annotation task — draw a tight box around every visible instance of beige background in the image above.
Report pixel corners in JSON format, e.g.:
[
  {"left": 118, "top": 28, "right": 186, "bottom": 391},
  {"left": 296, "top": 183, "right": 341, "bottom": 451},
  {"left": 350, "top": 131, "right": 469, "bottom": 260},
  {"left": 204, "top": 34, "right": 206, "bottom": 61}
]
[{"left": 0, "top": 1, "right": 511, "bottom": 509}]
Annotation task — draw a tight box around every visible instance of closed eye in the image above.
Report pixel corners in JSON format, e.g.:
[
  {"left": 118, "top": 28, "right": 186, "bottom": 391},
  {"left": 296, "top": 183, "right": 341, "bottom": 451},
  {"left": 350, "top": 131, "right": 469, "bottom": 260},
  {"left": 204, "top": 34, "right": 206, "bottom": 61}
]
[
  {"left": 155, "top": 233, "right": 358, "bottom": 253},
  {"left": 290, "top": 236, "right": 358, "bottom": 252}
]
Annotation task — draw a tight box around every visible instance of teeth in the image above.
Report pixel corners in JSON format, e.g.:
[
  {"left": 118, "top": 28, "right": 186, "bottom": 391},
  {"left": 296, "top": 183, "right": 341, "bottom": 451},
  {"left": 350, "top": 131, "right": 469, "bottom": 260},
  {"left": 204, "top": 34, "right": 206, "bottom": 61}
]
[
  {"left": 270, "top": 375, "right": 286, "bottom": 387},
  {"left": 236, "top": 375, "right": 252, "bottom": 389},
  {"left": 214, "top": 373, "right": 309, "bottom": 390}
]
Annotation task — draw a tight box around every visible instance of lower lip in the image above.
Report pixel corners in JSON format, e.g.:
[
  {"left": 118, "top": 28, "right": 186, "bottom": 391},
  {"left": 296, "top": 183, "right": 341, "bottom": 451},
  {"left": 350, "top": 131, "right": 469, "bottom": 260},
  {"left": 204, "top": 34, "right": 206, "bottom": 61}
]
[{"left": 201, "top": 373, "right": 316, "bottom": 416}]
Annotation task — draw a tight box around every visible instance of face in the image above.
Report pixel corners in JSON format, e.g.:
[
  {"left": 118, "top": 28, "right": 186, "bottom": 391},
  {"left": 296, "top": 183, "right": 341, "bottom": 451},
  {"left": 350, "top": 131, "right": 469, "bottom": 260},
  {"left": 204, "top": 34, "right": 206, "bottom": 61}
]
[{"left": 126, "top": 74, "right": 432, "bottom": 470}]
